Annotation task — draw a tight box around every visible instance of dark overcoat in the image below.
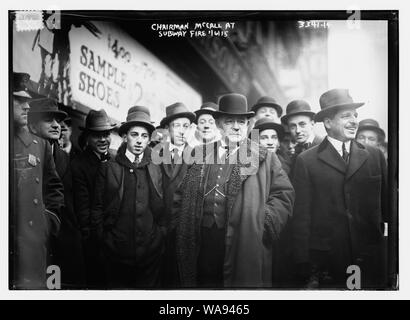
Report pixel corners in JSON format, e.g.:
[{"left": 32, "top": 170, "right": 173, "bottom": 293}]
[
  {"left": 175, "top": 139, "right": 295, "bottom": 287},
  {"left": 291, "top": 138, "right": 388, "bottom": 288},
  {"left": 12, "top": 129, "right": 64, "bottom": 289}
]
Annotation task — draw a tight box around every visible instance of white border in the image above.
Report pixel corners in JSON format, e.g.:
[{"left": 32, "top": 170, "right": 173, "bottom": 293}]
[{"left": 1, "top": 0, "right": 408, "bottom": 300}]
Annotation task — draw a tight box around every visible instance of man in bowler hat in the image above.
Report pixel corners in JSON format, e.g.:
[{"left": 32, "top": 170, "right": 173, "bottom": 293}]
[
  {"left": 356, "top": 119, "right": 386, "bottom": 148},
  {"left": 154, "top": 102, "right": 196, "bottom": 287},
  {"left": 91, "top": 106, "right": 166, "bottom": 288},
  {"left": 191, "top": 102, "right": 221, "bottom": 147},
  {"left": 174, "top": 93, "right": 294, "bottom": 287},
  {"left": 70, "top": 109, "right": 116, "bottom": 288},
  {"left": 291, "top": 89, "right": 388, "bottom": 288},
  {"left": 11, "top": 72, "right": 64, "bottom": 289},
  {"left": 281, "top": 99, "right": 322, "bottom": 160}
]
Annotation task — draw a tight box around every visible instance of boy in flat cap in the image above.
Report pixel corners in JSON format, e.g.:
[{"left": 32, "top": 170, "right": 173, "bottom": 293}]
[{"left": 11, "top": 72, "right": 64, "bottom": 289}]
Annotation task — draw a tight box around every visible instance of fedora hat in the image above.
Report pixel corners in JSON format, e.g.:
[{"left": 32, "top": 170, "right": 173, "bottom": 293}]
[
  {"left": 28, "top": 98, "right": 68, "bottom": 123},
  {"left": 79, "top": 109, "right": 116, "bottom": 132},
  {"left": 118, "top": 106, "right": 155, "bottom": 136},
  {"left": 214, "top": 93, "right": 254, "bottom": 118},
  {"left": 160, "top": 102, "right": 196, "bottom": 128},
  {"left": 253, "top": 117, "right": 285, "bottom": 141},
  {"left": 13, "top": 72, "right": 32, "bottom": 99},
  {"left": 281, "top": 100, "right": 316, "bottom": 124},
  {"left": 194, "top": 102, "right": 218, "bottom": 123},
  {"left": 315, "top": 89, "right": 364, "bottom": 122},
  {"left": 251, "top": 96, "right": 283, "bottom": 117},
  {"left": 357, "top": 118, "right": 385, "bottom": 140}
]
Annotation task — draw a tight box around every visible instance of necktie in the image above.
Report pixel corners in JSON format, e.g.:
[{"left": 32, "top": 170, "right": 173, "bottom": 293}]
[
  {"left": 342, "top": 142, "right": 349, "bottom": 163},
  {"left": 100, "top": 152, "right": 110, "bottom": 162},
  {"left": 133, "top": 155, "right": 140, "bottom": 166}
]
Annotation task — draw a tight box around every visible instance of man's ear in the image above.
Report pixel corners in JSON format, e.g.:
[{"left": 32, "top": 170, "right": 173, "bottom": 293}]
[
  {"left": 323, "top": 118, "right": 332, "bottom": 130},
  {"left": 28, "top": 123, "right": 38, "bottom": 135}
]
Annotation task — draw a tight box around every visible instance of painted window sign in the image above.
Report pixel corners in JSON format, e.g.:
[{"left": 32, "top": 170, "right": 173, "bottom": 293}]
[{"left": 69, "top": 21, "right": 201, "bottom": 124}]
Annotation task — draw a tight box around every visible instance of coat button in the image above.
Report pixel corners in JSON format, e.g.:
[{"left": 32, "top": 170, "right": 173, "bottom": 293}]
[
  {"left": 33, "top": 140, "right": 38, "bottom": 144},
  {"left": 130, "top": 169, "right": 134, "bottom": 173},
  {"left": 35, "top": 178, "right": 40, "bottom": 183},
  {"left": 28, "top": 221, "right": 33, "bottom": 227},
  {"left": 33, "top": 198, "right": 38, "bottom": 205},
  {"left": 37, "top": 157, "right": 40, "bottom": 163}
]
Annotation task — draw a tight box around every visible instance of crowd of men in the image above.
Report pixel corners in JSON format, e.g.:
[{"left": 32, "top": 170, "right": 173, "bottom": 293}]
[{"left": 12, "top": 71, "right": 388, "bottom": 289}]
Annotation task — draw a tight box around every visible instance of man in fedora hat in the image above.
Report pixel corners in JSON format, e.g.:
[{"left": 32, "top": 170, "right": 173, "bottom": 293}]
[
  {"left": 91, "top": 106, "right": 165, "bottom": 288},
  {"left": 11, "top": 72, "right": 64, "bottom": 289},
  {"left": 356, "top": 118, "right": 386, "bottom": 148},
  {"left": 253, "top": 117, "right": 292, "bottom": 176},
  {"left": 173, "top": 93, "right": 294, "bottom": 288},
  {"left": 291, "top": 89, "right": 388, "bottom": 288},
  {"left": 281, "top": 100, "right": 322, "bottom": 161},
  {"left": 191, "top": 102, "right": 221, "bottom": 147},
  {"left": 70, "top": 109, "right": 116, "bottom": 288},
  {"left": 155, "top": 102, "right": 195, "bottom": 287},
  {"left": 28, "top": 97, "right": 86, "bottom": 288}
]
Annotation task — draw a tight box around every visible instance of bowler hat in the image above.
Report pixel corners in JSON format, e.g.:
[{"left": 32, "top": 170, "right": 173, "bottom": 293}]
[
  {"left": 251, "top": 96, "right": 283, "bottom": 117},
  {"left": 118, "top": 106, "right": 155, "bottom": 136},
  {"left": 194, "top": 102, "right": 218, "bottom": 123},
  {"left": 253, "top": 118, "right": 285, "bottom": 141},
  {"left": 79, "top": 109, "right": 116, "bottom": 132},
  {"left": 357, "top": 118, "right": 385, "bottom": 140},
  {"left": 13, "top": 72, "right": 32, "bottom": 99},
  {"left": 214, "top": 93, "right": 254, "bottom": 118},
  {"left": 281, "top": 100, "right": 316, "bottom": 124},
  {"left": 160, "top": 102, "right": 196, "bottom": 128},
  {"left": 315, "top": 89, "right": 364, "bottom": 122},
  {"left": 28, "top": 98, "right": 68, "bottom": 123}
]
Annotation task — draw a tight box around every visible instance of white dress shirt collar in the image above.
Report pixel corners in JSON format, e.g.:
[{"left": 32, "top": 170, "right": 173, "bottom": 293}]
[
  {"left": 125, "top": 148, "right": 143, "bottom": 163},
  {"left": 327, "top": 136, "right": 351, "bottom": 157}
]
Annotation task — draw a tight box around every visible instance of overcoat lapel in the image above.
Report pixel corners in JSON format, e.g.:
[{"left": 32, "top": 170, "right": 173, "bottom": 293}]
[
  {"left": 317, "top": 138, "right": 347, "bottom": 174},
  {"left": 345, "top": 141, "right": 369, "bottom": 181}
]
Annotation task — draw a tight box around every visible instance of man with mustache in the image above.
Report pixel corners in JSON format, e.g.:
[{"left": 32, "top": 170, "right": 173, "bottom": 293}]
[
  {"left": 70, "top": 109, "right": 116, "bottom": 288},
  {"left": 28, "top": 98, "right": 85, "bottom": 287},
  {"left": 291, "top": 89, "right": 388, "bottom": 289},
  {"left": 12, "top": 72, "right": 64, "bottom": 289},
  {"left": 174, "top": 93, "right": 294, "bottom": 288},
  {"left": 91, "top": 106, "right": 165, "bottom": 288}
]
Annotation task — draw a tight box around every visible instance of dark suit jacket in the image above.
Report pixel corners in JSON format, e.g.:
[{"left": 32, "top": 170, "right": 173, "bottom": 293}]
[
  {"left": 291, "top": 138, "right": 388, "bottom": 288},
  {"left": 70, "top": 147, "right": 105, "bottom": 234}
]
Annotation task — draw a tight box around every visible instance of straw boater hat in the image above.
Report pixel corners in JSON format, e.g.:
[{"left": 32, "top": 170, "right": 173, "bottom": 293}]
[
  {"left": 28, "top": 98, "right": 68, "bottom": 123},
  {"left": 194, "top": 102, "right": 218, "bottom": 123},
  {"left": 214, "top": 93, "right": 254, "bottom": 118},
  {"left": 251, "top": 96, "right": 283, "bottom": 117},
  {"left": 118, "top": 105, "right": 155, "bottom": 136},
  {"left": 160, "top": 102, "right": 196, "bottom": 128},
  {"left": 79, "top": 109, "right": 116, "bottom": 132},
  {"left": 315, "top": 89, "right": 364, "bottom": 122},
  {"left": 357, "top": 118, "right": 386, "bottom": 140},
  {"left": 281, "top": 100, "right": 316, "bottom": 125},
  {"left": 253, "top": 117, "right": 285, "bottom": 141}
]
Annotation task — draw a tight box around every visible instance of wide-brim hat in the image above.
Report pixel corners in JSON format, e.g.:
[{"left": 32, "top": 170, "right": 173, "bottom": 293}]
[
  {"left": 79, "top": 109, "right": 117, "bottom": 132},
  {"left": 315, "top": 89, "right": 364, "bottom": 122},
  {"left": 357, "top": 118, "right": 385, "bottom": 139},
  {"left": 160, "top": 102, "right": 196, "bottom": 128},
  {"left": 118, "top": 105, "right": 155, "bottom": 136},
  {"left": 281, "top": 99, "right": 316, "bottom": 124},
  {"left": 194, "top": 102, "right": 218, "bottom": 123},
  {"left": 214, "top": 93, "right": 254, "bottom": 118},
  {"left": 251, "top": 96, "right": 283, "bottom": 117},
  {"left": 28, "top": 98, "right": 68, "bottom": 123},
  {"left": 253, "top": 117, "right": 285, "bottom": 141}
]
